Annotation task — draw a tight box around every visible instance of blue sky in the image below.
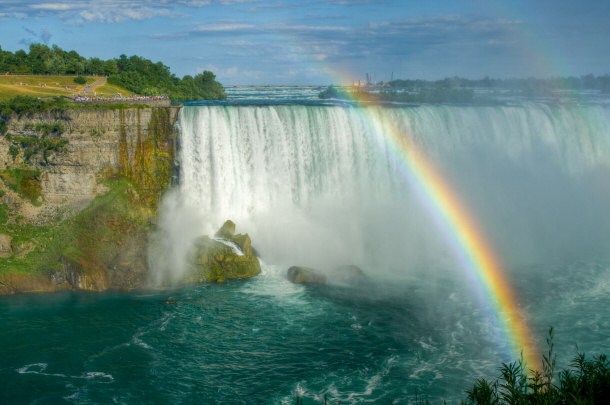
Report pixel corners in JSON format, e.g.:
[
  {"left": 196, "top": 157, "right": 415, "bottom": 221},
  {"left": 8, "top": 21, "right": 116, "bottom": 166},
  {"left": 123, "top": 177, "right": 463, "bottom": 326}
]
[{"left": 0, "top": 0, "right": 609, "bottom": 84}]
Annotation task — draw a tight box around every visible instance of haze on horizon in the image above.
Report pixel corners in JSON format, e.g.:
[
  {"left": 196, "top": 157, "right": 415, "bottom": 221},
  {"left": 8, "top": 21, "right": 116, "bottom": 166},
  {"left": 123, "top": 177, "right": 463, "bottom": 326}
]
[{"left": 0, "top": 0, "right": 608, "bottom": 85}]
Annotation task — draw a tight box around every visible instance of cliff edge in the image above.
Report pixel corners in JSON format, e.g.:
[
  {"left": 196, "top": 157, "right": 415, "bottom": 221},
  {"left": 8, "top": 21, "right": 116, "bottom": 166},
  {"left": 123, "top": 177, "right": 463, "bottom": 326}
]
[{"left": 0, "top": 105, "right": 181, "bottom": 294}]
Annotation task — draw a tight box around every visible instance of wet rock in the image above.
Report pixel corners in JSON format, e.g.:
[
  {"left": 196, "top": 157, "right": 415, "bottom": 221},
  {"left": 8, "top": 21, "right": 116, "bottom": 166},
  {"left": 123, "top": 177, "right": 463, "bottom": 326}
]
[
  {"left": 184, "top": 221, "right": 261, "bottom": 284},
  {"left": 56, "top": 247, "right": 110, "bottom": 291},
  {"left": 215, "top": 220, "right": 236, "bottom": 239},
  {"left": 286, "top": 266, "right": 327, "bottom": 285}
]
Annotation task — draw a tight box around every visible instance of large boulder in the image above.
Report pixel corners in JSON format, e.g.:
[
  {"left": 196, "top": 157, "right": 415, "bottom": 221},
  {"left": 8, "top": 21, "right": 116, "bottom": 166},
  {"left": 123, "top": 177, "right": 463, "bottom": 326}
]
[
  {"left": 286, "top": 266, "right": 327, "bottom": 285},
  {"left": 184, "top": 221, "right": 261, "bottom": 284}
]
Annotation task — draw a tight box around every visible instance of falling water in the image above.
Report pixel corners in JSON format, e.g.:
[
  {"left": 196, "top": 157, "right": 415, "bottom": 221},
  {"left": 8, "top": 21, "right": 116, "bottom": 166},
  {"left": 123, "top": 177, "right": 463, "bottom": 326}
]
[{"left": 152, "top": 103, "right": 610, "bottom": 283}]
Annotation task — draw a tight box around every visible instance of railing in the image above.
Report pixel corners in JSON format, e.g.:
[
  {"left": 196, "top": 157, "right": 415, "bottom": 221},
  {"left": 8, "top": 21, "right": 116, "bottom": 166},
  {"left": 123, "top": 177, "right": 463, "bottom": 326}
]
[{"left": 70, "top": 96, "right": 171, "bottom": 106}]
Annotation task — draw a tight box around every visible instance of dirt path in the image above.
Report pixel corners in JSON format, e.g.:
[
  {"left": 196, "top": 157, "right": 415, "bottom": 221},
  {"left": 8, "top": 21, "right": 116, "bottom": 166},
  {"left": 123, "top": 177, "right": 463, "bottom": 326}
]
[{"left": 83, "top": 76, "right": 107, "bottom": 95}]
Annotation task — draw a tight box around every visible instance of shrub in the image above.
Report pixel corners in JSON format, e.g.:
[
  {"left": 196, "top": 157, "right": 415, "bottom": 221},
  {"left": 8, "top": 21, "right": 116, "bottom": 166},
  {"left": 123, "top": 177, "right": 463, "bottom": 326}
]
[
  {"left": 462, "top": 328, "right": 609, "bottom": 405},
  {"left": 74, "top": 76, "right": 86, "bottom": 85},
  {"left": 35, "top": 122, "right": 65, "bottom": 135},
  {"left": 0, "top": 96, "right": 70, "bottom": 116},
  {"left": 8, "top": 145, "right": 19, "bottom": 160},
  {"left": 0, "top": 169, "right": 42, "bottom": 203}
]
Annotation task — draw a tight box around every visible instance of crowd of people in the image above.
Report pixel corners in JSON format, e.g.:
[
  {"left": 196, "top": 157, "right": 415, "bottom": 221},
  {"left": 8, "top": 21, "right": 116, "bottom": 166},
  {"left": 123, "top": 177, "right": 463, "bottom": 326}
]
[{"left": 73, "top": 95, "right": 170, "bottom": 103}]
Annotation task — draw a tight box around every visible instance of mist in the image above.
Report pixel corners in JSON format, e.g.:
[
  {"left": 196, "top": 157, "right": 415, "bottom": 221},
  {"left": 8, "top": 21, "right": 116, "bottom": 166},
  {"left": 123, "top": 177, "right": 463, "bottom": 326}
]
[{"left": 149, "top": 104, "right": 610, "bottom": 284}]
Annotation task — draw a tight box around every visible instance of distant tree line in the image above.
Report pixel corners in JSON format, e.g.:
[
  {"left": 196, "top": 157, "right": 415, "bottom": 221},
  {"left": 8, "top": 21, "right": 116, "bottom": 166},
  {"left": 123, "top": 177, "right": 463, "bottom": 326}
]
[
  {"left": 389, "top": 74, "right": 610, "bottom": 94},
  {"left": 0, "top": 44, "right": 226, "bottom": 101},
  {"left": 319, "top": 84, "right": 476, "bottom": 104}
]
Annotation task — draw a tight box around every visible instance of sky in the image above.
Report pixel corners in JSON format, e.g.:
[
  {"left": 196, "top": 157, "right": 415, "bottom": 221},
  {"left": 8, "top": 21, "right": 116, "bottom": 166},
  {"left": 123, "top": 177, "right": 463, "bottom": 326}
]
[{"left": 0, "top": 0, "right": 609, "bottom": 85}]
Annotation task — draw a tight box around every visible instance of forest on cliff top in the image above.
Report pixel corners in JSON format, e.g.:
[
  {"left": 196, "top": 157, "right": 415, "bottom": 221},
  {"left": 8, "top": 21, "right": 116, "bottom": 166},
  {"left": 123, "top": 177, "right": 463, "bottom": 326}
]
[{"left": 0, "top": 43, "right": 226, "bottom": 101}]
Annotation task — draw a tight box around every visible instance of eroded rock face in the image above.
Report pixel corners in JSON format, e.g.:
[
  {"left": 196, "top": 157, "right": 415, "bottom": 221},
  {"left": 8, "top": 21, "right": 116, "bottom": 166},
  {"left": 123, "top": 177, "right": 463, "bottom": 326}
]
[
  {"left": 0, "top": 106, "right": 180, "bottom": 294},
  {"left": 0, "top": 234, "right": 12, "bottom": 258},
  {"left": 1, "top": 106, "right": 180, "bottom": 220},
  {"left": 184, "top": 221, "right": 261, "bottom": 284},
  {"left": 286, "top": 266, "right": 327, "bottom": 284}
]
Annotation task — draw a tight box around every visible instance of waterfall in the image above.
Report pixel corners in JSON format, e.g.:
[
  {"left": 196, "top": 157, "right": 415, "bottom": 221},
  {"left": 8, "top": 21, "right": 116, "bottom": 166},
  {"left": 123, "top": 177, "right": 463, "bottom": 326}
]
[{"left": 151, "top": 104, "right": 610, "bottom": 283}]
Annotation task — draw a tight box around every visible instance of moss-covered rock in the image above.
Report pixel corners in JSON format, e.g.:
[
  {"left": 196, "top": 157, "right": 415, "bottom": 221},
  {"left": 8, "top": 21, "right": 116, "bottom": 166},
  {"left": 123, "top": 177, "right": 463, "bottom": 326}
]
[
  {"left": 184, "top": 221, "right": 261, "bottom": 284},
  {"left": 215, "top": 219, "right": 236, "bottom": 239}
]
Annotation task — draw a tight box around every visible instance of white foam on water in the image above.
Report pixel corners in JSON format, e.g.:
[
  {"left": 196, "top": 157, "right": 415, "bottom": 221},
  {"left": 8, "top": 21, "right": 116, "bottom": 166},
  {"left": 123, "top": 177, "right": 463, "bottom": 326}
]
[{"left": 16, "top": 363, "right": 113, "bottom": 383}]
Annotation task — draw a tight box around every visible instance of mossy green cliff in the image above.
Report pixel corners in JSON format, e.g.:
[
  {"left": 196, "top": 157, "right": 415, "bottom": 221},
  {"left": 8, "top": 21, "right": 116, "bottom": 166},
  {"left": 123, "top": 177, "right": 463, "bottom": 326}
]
[{"left": 0, "top": 105, "right": 180, "bottom": 294}]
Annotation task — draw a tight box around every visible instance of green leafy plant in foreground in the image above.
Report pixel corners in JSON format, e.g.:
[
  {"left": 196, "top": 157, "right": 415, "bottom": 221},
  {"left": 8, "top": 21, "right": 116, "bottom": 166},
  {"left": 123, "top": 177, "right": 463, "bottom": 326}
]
[{"left": 462, "top": 327, "right": 609, "bottom": 405}]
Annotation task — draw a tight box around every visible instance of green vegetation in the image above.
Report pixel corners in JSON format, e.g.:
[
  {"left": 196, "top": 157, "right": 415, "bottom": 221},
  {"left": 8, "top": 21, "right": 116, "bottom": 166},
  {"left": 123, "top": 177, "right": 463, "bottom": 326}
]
[
  {"left": 73, "top": 76, "right": 86, "bottom": 85},
  {"left": 321, "top": 74, "right": 610, "bottom": 104},
  {"left": 10, "top": 135, "right": 69, "bottom": 163},
  {"left": 319, "top": 85, "right": 476, "bottom": 104},
  {"left": 0, "top": 203, "right": 8, "bottom": 225},
  {"left": 0, "top": 95, "right": 71, "bottom": 115},
  {"left": 0, "top": 179, "right": 150, "bottom": 277},
  {"left": 8, "top": 144, "right": 19, "bottom": 160},
  {"left": 0, "top": 95, "right": 146, "bottom": 117},
  {"left": 35, "top": 122, "right": 65, "bottom": 135},
  {"left": 389, "top": 74, "right": 610, "bottom": 94},
  {"left": 461, "top": 328, "right": 609, "bottom": 405},
  {"left": 0, "top": 43, "right": 226, "bottom": 101},
  {"left": 0, "top": 168, "right": 41, "bottom": 202},
  {"left": 0, "top": 73, "right": 96, "bottom": 100},
  {"left": 107, "top": 55, "right": 225, "bottom": 100}
]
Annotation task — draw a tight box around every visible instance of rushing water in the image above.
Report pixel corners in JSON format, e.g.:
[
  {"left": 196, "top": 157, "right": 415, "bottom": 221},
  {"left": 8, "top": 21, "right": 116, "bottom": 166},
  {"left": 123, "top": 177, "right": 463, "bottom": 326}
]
[{"left": 2, "top": 88, "right": 610, "bottom": 403}]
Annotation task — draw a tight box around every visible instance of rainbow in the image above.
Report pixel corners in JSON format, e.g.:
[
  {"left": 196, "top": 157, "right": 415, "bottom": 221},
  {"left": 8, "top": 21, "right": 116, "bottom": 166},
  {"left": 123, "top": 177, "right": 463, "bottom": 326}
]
[{"left": 339, "top": 90, "right": 540, "bottom": 369}]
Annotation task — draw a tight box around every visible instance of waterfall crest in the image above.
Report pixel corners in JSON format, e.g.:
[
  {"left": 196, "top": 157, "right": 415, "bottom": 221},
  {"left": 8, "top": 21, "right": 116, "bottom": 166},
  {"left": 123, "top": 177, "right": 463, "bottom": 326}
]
[{"left": 151, "top": 104, "right": 610, "bottom": 282}]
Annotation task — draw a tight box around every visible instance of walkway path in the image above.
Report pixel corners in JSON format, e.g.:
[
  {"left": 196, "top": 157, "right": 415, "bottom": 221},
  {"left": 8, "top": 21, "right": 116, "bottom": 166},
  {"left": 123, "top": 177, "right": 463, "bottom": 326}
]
[{"left": 83, "top": 76, "right": 107, "bottom": 95}]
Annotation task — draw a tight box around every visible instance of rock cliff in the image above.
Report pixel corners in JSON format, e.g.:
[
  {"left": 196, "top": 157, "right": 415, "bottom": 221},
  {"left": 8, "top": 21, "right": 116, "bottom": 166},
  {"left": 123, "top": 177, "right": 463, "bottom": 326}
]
[{"left": 0, "top": 105, "right": 181, "bottom": 294}]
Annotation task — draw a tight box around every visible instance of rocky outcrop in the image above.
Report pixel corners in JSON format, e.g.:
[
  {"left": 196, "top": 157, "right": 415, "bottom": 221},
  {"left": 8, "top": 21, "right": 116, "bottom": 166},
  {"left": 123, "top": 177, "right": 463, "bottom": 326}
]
[
  {"left": 0, "top": 105, "right": 180, "bottom": 294},
  {"left": 286, "top": 266, "right": 327, "bottom": 284},
  {"left": 184, "top": 221, "right": 261, "bottom": 284},
  {"left": 215, "top": 220, "right": 236, "bottom": 239}
]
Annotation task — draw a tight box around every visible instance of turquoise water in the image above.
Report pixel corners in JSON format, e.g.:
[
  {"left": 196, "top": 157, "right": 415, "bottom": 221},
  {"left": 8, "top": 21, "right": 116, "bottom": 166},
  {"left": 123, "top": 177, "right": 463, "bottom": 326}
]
[
  {"left": 2, "top": 88, "right": 610, "bottom": 403},
  {"left": 1, "top": 262, "right": 609, "bottom": 404}
]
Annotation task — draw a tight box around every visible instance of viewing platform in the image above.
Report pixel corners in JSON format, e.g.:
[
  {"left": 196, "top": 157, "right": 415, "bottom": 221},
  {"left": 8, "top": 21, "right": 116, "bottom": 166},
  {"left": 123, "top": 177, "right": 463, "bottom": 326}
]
[{"left": 70, "top": 95, "right": 171, "bottom": 107}]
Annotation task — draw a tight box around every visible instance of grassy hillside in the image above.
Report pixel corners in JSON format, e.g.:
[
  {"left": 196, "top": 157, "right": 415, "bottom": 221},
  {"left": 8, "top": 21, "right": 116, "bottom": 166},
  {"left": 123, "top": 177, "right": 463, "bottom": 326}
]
[
  {"left": 0, "top": 75, "right": 134, "bottom": 99},
  {"left": 1, "top": 44, "right": 226, "bottom": 101}
]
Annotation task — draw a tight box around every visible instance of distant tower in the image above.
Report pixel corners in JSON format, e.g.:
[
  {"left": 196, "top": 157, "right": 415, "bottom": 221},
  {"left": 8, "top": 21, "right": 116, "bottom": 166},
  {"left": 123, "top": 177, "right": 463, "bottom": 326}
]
[{"left": 391, "top": 72, "right": 394, "bottom": 82}]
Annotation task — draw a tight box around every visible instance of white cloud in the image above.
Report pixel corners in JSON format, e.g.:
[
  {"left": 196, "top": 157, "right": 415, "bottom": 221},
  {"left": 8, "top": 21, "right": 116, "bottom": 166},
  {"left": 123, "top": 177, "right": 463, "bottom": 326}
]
[
  {"left": 29, "top": 3, "right": 75, "bottom": 11},
  {"left": 1, "top": 0, "right": 260, "bottom": 22},
  {"left": 194, "top": 23, "right": 256, "bottom": 32}
]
